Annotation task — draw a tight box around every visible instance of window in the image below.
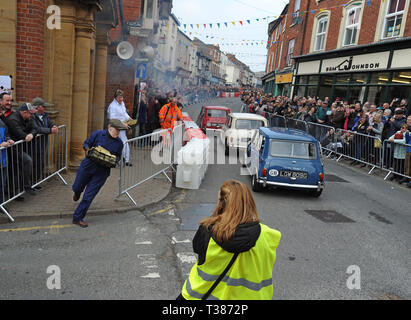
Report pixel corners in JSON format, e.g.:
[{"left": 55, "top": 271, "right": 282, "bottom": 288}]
[
  {"left": 207, "top": 109, "right": 228, "bottom": 118},
  {"left": 146, "top": 0, "right": 153, "bottom": 19},
  {"left": 343, "top": 6, "right": 361, "bottom": 46},
  {"left": 269, "top": 140, "right": 317, "bottom": 159},
  {"left": 235, "top": 120, "right": 265, "bottom": 130},
  {"left": 314, "top": 16, "right": 328, "bottom": 51},
  {"left": 382, "top": 0, "right": 405, "bottom": 38},
  {"left": 295, "top": 0, "right": 301, "bottom": 12},
  {"left": 282, "top": 14, "right": 287, "bottom": 32},
  {"left": 286, "top": 39, "right": 295, "bottom": 66},
  {"left": 277, "top": 42, "right": 283, "bottom": 69}
]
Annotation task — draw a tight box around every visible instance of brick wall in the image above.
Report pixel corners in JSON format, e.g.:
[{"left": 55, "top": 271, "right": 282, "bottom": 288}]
[
  {"left": 16, "top": 0, "right": 46, "bottom": 103},
  {"left": 105, "top": 0, "right": 142, "bottom": 114},
  {"left": 301, "top": 0, "right": 411, "bottom": 55}
]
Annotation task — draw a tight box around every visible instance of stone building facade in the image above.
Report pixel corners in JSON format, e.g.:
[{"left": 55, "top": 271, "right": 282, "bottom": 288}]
[{"left": 0, "top": 0, "right": 119, "bottom": 167}]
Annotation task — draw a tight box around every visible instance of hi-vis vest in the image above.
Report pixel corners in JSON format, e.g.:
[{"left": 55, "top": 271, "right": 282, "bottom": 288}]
[
  {"left": 159, "top": 103, "right": 183, "bottom": 130},
  {"left": 182, "top": 223, "right": 281, "bottom": 300}
]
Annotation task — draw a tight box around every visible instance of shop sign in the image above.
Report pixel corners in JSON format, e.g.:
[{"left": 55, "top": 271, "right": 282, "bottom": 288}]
[
  {"left": 275, "top": 72, "right": 293, "bottom": 84},
  {"left": 321, "top": 52, "right": 389, "bottom": 74}
]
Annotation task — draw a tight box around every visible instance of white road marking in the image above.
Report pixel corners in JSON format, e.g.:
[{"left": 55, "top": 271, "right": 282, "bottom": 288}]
[
  {"left": 135, "top": 240, "right": 153, "bottom": 245},
  {"left": 141, "top": 273, "right": 160, "bottom": 278},
  {"left": 177, "top": 252, "right": 197, "bottom": 264},
  {"left": 171, "top": 236, "right": 191, "bottom": 244}
]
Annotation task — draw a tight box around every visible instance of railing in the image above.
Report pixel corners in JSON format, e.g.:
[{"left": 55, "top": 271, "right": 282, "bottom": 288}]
[
  {"left": 260, "top": 112, "right": 411, "bottom": 181},
  {"left": 118, "top": 123, "right": 185, "bottom": 206},
  {"left": 381, "top": 140, "right": 410, "bottom": 181},
  {"left": 0, "top": 125, "right": 68, "bottom": 222}
]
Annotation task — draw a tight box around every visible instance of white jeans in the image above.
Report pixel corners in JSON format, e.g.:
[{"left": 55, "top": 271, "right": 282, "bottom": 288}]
[{"left": 119, "top": 130, "right": 130, "bottom": 163}]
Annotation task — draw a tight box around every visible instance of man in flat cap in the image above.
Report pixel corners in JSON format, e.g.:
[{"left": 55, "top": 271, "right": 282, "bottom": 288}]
[
  {"left": 71, "top": 119, "right": 125, "bottom": 228},
  {"left": 6, "top": 103, "right": 38, "bottom": 196},
  {"left": 31, "top": 97, "right": 58, "bottom": 184}
]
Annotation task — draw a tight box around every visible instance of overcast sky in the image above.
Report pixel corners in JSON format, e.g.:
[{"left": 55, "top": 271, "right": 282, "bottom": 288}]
[{"left": 171, "top": 0, "right": 288, "bottom": 73}]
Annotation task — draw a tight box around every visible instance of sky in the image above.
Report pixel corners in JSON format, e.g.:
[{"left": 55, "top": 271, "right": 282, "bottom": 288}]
[{"left": 171, "top": 0, "right": 289, "bottom": 73}]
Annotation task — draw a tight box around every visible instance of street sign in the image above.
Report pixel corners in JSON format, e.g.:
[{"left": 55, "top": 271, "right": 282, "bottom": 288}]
[{"left": 136, "top": 63, "right": 147, "bottom": 79}]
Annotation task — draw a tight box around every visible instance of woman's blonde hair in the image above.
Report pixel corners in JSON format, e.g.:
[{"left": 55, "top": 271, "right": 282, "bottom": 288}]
[
  {"left": 373, "top": 112, "right": 382, "bottom": 123},
  {"left": 200, "top": 180, "right": 260, "bottom": 242}
]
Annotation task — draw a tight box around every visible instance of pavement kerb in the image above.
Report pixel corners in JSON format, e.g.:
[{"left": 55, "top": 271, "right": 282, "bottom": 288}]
[{"left": 0, "top": 177, "right": 174, "bottom": 225}]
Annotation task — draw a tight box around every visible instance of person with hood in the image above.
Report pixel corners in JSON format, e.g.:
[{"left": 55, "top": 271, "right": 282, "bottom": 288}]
[{"left": 178, "top": 180, "right": 281, "bottom": 300}]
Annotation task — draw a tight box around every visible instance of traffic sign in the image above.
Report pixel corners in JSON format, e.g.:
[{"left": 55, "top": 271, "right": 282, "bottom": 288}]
[{"left": 136, "top": 62, "right": 147, "bottom": 79}]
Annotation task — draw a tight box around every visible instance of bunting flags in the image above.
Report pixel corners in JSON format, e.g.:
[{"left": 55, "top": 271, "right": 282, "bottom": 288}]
[{"left": 180, "top": 1, "right": 372, "bottom": 29}]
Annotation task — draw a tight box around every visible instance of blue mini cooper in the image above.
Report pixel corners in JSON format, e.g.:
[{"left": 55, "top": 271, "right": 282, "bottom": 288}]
[{"left": 246, "top": 127, "right": 324, "bottom": 197}]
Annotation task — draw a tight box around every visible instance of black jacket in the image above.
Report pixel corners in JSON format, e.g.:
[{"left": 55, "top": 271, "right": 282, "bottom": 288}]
[
  {"left": 193, "top": 222, "right": 261, "bottom": 265},
  {"left": 5, "top": 112, "right": 38, "bottom": 142},
  {"left": 32, "top": 113, "right": 56, "bottom": 135}
]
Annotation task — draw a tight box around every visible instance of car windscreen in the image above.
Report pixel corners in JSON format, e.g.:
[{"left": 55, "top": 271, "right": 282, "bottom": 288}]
[
  {"left": 207, "top": 109, "right": 227, "bottom": 118},
  {"left": 235, "top": 119, "right": 265, "bottom": 130},
  {"left": 270, "top": 140, "right": 317, "bottom": 159}
]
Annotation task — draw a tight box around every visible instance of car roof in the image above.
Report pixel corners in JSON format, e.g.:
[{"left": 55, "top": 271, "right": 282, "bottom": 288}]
[
  {"left": 229, "top": 113, "right": 267, "bottom": 120},
  {"left": 259, "top": 127, "right": 318, "bottom": 143},
  {"left": 204, "top": 106, "right": 230, "bottom": 110}
]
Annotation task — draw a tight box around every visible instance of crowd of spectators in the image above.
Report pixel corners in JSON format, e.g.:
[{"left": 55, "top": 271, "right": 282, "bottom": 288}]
[
  {"left": 136, "top": 84, "right": 240, "bottom": 136},
  {"left": 0, "top": 92, "right": 58, "bottom": 202},
  {"left": 241, "top": 90, "right": 411, "bottom": 188}
]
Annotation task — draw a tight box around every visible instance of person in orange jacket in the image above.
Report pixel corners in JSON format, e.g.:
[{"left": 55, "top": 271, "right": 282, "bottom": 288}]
[{"left": 158, "top": 97, "right": 184, "bottom": 130}]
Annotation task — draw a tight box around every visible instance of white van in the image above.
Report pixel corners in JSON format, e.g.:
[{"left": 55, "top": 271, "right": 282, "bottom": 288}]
[{"left": 221, "top": 113, "right": 268, "bottom": 155}]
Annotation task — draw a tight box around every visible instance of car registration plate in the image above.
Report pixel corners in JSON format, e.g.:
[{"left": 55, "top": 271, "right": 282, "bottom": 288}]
[{"left": 280, "top": 171, "right": 308, "bottom": 179}]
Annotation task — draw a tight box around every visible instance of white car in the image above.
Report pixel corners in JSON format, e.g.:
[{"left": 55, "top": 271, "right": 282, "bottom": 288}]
[{"left": 221, "top": 113, "right": 268, "bottom": 155}]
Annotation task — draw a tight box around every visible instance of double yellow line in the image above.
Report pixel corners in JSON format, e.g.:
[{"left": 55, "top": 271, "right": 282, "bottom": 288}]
[{"left": 0, "top": 224, "right": 73, "bottom": 233}]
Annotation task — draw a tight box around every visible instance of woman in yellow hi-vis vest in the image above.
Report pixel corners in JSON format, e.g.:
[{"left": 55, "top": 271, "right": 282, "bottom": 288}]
[{"left": 178, "top": 180, "right": 281, "bottom": 300}]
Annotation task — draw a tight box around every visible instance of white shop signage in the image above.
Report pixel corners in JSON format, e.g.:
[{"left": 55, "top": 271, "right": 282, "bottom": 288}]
[{"left": 320, "top": 51, "right": 390, "bottom": 74}]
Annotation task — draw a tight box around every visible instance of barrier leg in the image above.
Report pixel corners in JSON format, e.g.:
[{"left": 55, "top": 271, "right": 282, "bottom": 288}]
[
  {"left": 57, "top": 172, "right": 68, "bottom": 185},
  {"left": 125, "top": 191, "right": 138, "bottom": 207},
  {"left": 384, "top": 171, "right": 392, "bottom": 180},
  {"left": 162, "top": 170, "right": 172, "bottom": 183},
  {"left": 0, "top": 205, "right": 14, "bottom": 222}
]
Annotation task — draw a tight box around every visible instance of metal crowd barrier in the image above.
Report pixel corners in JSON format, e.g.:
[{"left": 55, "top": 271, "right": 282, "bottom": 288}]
[
  {"left": 0, "top": 125, "right": 68, "bottom": 222},
  {"left": 226, "top": 108, "right": 411, "bottom": 182},
  {"left": 381, "top": 140, "right": 411, "bottom": 181},
  {"left": 118, "top": 123, "right": 185, "bottom": 206},
  {"left": 266, "top": 113, "right": 287, "bottom": 128}
]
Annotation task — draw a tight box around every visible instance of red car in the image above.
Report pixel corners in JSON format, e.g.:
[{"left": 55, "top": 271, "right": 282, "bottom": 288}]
[{"left": 196, "top": 106, "right": 231, "bottom": 132}]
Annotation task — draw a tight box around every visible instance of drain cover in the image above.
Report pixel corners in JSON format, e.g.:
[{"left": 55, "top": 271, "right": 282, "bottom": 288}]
[
  {"left": 305, "top": 210, "right": 355, "bottom": 223},
  {"left": 177, "top": 203, "right": 215, "bottom": 231},
  {"left": 325, "top": 174, "right": 349, "bottom": 182}
]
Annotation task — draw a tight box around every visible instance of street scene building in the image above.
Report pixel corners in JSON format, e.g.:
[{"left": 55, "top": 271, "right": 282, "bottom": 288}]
[{"left": 263, "top": 0, "right": 411, "bottom": 107}]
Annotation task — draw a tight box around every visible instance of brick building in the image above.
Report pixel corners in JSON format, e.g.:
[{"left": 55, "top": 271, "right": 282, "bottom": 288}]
[
  {"left": 263, "top": 0, "right": 411, "bottom": 109},
  {"left": 0, "top": 0, "right": 119, "bottom": 166}
]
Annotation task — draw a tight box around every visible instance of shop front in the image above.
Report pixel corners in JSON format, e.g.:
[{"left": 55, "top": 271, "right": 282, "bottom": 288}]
[
  {"left": 293, "top": 38, "right": 411, "bottom": 111},
  {"left": 275, "top": 72, "right": 293, "bottom": 96},
  {"left": 262, "top": 71, "right": 275, "bottom": 94}
]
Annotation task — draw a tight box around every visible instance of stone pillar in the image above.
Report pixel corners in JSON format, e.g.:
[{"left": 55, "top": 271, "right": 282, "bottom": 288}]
[
  {"left": 0, "top": 0, "right": 17, "bottom": 97},
  {"left": 92, "top": 25, "right": 111, "bottom": 133},
  {"left": 51, "top": 1, "right": 76, "bottom": 165},
  {"left": 70, "top": 6, "right": 95, "bottom": 166}
]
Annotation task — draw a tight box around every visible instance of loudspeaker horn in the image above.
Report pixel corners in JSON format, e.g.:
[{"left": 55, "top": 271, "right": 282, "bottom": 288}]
[{"left": 116, "top": 41, "right": 134, "bottom": 60}]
